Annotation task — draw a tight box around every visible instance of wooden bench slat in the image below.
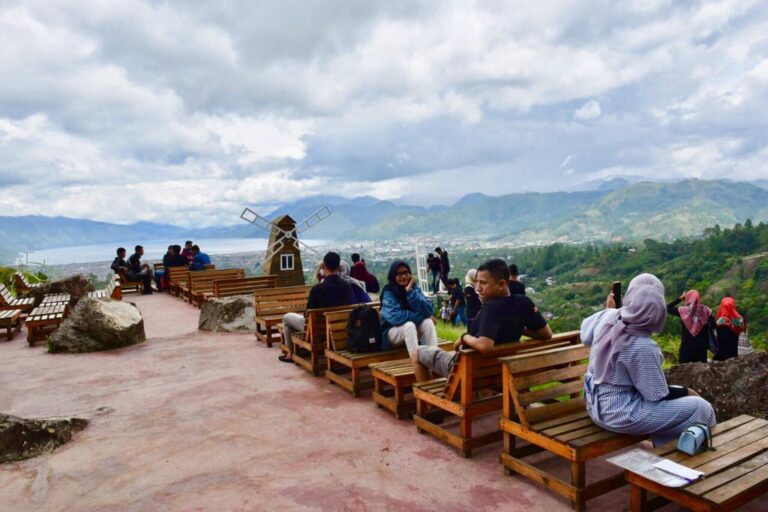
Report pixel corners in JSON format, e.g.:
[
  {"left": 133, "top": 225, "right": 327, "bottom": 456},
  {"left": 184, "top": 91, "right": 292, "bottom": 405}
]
[{"left": 687, "top": 451, "right": 768, "bottom": 496}]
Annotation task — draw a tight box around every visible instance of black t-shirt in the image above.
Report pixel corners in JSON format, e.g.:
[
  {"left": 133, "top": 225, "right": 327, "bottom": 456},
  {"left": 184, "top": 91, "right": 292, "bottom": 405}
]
[
  {"left": 464, "top": 286, "right": 482, "bottom": 319},
  {"left": 128, "top": 253, "right": 143, "bottom": 273},
  {"left": 508, "top": 280, "right": 526, "bottom": 296},
  {"left": 165, "top": 254, "right": 189, "bottom": 267},
  {"left": 451, "top": 287, "right": 465, "bottom": 307},
  {"left": 306, "top": 274, "right": 355, "bottom": 310},
  {"left": 468, "top": 295, "right": 547, "bottom": 345},
  {"left": 440, "top": 252, "right": 450, "bottom": 273}
]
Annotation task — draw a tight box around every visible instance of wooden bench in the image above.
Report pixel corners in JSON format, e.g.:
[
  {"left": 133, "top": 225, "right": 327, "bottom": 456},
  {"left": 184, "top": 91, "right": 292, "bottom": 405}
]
[
  {"left": 213, "top": 275, "right": 277, "bottom": 298},
  {"left": 626, "top": 414, "right": 768, "bottom": 512},
  {"left": 88, "top": 275, "right": 122, "bottom": 300},
  {"left": 324, "top": 312, "right": 450, "bottom": 397},
  {"left": 41, "top": 293, "right": 71, "bottom": 306},
  {"left": 370, "top": 347, "right": 455, "bottom": 420},
  {"left": 167, "top": 266, "right": 190, "bottom": 297},
  {"left": 0, "top": 310, "right": 21, "bottom": 340},
  {"left": 26, "top": 303, "right": 68, "bottom": 345},
  {"left": 289, "top": 303, "right": 379, "bottom": 376},
  {"left": 254, "top": 285, "right": 312, "bottom": 347},
  {"left": 499, "top": 343, "right": 644, "bottom": 511},
  {"left": 412, "top": 332, "right": 581, "bottom": 458},
  {"left": 13, "top": 272, "right": 45, "bottom": 294},
  {"left": 0, "top": 284, "right": 36, "bottom": 313},
  {"left": 117, "top": 270, "right": 144, "bottom": 294},
  {"left": 187, "top": 268, "right": 245, "bottom": 307}
]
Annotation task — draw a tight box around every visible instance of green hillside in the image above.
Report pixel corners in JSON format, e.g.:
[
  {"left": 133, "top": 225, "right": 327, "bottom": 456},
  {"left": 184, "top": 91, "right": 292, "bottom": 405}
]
[
  {"left": 441, "top": 220, "right": 768, "bottom": 356},
  {"left": 316, "top": 179, "right": 768, "bottom": 242}
]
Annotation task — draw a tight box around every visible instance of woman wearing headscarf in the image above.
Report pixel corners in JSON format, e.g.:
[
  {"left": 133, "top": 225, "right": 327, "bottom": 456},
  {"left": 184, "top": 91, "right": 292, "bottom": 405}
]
[
  {"left": 714, "top": 297, "right": 745, "bottom": 361},
  {"left": 667, "top": 290, "right": 716, "bottom": 363},
  {"left": 339, "top": 261, "right": 372, "bottom": 304},
  {"left": 463, "top": 269, "right": 482, "bottom": 330},
  {"left": 380, "top": 260, "right": 438, "bottom": 356},
  {"left": 581, "top": 274, "right": 716, "bottom": 446}
]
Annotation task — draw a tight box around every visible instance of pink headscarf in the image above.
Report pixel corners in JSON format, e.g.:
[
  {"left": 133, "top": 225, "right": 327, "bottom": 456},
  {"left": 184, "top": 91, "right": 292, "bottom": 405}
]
[
  {"left": 678, "top": 290, "right": 711, "bottom": 337},
  {"left": 591, "top": 273, "right": 667, "bottom": 385}
]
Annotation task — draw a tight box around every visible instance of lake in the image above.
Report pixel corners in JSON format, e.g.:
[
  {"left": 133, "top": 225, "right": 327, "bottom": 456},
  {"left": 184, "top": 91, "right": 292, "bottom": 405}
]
[{"left": 15, "top": 238, "right": 329, "bottom": 265}]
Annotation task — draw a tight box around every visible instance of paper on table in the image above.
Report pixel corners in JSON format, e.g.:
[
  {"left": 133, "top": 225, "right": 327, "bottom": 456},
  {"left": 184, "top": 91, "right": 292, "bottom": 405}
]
[
  {"left": 607, "top": 448, "right": 690, "bottom": 487},
  {"left": 653, "top": 459, "right": 704, "bottom": 482}
]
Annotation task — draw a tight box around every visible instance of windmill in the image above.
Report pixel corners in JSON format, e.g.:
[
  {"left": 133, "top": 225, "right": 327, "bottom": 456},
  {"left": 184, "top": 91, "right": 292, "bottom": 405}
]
[{"left": 240, "top": 205, "right": 332, "bottom": 286}]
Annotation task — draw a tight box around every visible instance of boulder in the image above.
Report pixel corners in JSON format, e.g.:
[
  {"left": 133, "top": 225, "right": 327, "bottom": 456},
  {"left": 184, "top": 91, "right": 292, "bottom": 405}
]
[
  {"left": 1, "top": 413, "right": 88, "bottom": 463},
  {"left": 26, "top": 274, "right": 94, "bottom": 304},
  {"left": 48, "top": 298, "right": 145, "bottom": 353},
  {"left": 199, "top": 295, "right": 255, "bottom": 333},
  {"left": 666, "top": 352, "right": 768, "bottom": 422}
]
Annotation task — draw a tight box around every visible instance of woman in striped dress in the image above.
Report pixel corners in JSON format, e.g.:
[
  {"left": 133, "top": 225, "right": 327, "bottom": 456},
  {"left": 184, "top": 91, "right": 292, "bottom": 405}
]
[{"left": 582, "top": 274, "right": 716, "bottom": 447}]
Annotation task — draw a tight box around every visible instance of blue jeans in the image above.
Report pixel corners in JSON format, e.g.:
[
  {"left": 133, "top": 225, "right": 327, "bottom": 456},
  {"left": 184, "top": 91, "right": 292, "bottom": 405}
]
[
  {"left": 430, "top": 270, "right": 440, "bottom": 293},
  {"left": 453, "top": 306, "right": 467, "bottom": 327}
]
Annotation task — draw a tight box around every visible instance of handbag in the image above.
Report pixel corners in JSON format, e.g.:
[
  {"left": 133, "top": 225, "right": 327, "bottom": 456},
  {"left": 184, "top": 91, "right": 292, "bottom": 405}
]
[{"left": 677, "top": 424, "right": 713, "bottom": 455}]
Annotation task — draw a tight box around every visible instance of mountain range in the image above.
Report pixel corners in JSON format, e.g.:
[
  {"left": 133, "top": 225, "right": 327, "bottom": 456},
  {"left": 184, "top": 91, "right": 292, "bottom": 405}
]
[{"left": 1, "top": 179, "right": 767, "bottom": 259}]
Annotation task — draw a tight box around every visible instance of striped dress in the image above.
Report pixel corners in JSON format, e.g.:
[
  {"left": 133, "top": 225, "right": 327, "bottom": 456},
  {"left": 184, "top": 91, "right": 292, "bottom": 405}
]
[{"left": 582, "top": 309, "right": 716, "bottom": 447}]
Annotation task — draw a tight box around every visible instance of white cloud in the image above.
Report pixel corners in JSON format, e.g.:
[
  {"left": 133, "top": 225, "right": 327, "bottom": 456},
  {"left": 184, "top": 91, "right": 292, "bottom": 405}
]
[
  {"left": 0, "top": 0, "right": 766, "bottom": 226},
  {"left": 574, "top": 100, "right": 602, "bottom": 121}
]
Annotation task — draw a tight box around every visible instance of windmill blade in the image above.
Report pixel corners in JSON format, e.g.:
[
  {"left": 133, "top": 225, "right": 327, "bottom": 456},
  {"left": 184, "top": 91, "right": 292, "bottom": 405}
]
[
  {"left": 296, "top": 205, "right": 332, "bottom": 234},
  {"left": 244, "top": 238, "right": 286, "bottom": 270},
  {"left": 240, "top": 208, "right": 280, "bottom": 233}
]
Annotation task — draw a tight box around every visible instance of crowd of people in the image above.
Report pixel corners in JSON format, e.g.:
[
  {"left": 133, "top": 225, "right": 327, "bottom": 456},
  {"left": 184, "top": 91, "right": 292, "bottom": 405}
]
[
  {"left": 110, "top": 241, "right": 211, "bottom": 294},
  {"left": 668, "top": 290, "right": 747, "bottom": 363},
  {"left": 276, "top": 248, "right": 754, "bottom": 446}
]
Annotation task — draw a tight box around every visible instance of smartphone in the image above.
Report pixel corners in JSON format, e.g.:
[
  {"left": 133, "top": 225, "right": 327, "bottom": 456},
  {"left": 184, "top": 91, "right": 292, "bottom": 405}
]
[{"left": 612, "top": 281, "right": 622, "bottom": 309}]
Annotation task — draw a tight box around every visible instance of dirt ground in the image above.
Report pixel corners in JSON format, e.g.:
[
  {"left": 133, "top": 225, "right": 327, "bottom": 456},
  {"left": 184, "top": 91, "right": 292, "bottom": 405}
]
[{"left": 0, "top": 293, "right": 762, "bottom": 511}]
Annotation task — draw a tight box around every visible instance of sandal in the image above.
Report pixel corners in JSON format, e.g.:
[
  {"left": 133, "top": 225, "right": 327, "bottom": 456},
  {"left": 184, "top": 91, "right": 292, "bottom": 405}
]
[{"left": 278, "top": 354, "right": 292, "bottom": 363}]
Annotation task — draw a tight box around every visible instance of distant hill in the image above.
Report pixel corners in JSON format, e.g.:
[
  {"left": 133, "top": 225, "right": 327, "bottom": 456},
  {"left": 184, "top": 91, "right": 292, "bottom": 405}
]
[
  {"left": 328, "top": 179, "right": 768, "bottom": 242},
  {"left": 1, "top": 179, "right": 767, "bottom": 260}
]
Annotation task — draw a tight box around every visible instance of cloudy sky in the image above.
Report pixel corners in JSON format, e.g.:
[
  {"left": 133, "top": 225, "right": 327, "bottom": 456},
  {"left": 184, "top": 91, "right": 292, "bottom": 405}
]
[{"left": 1, "top": 0, "right": 767, "bottom": 227}]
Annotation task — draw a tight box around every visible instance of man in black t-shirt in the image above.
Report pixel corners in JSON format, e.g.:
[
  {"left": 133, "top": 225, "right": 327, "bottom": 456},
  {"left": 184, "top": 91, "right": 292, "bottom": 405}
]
[
  {"left": 279, "top": 251, "right": 356, "bottom": 362},
  {"left": 508, "top": 263, "right": 526, "bottom": 295},
  {"left": 414, "top": 258, "right": 551, "bottom": 381},
  {"left": 435, "top": 247, "right": 450, "bottom": 289}
]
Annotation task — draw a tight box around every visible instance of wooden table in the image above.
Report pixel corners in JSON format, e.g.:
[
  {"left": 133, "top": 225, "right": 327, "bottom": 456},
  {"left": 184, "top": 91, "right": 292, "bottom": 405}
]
[
  {"left": 627, "top": 414, "right": 768, "bottom": 511},
  {"left": 26, "top": 303, "right": 68, "bottom": 345},
  {"left": 0, "top": 309, "right": 21, "bottom": 340}
]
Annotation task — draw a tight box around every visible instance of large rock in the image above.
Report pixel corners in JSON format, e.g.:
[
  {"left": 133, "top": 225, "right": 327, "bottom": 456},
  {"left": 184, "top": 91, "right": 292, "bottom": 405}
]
[
  {"left": 199, "top": 295, "right": 255, "bottom": 333},
  {"left": 26, "top": 274, "right": 94, "bottom": 304},
  {"left": 666, "top": 352, "right": 768, "bottom": 422},
  {"left": 1, "top": 413, "right": 88, "bottom": 463},
  {"left": 48, "top": 298, "right": 146, "bottom": 353}
]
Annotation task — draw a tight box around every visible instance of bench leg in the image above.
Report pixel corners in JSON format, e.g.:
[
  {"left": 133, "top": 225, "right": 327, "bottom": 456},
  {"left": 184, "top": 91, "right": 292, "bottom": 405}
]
[
  {"left": 630, "top": 484, "right": 647, "bottom": 512},
  {"left": 416, "top": 399, "right": 427, "bottom": 434},
  {"left": 503, "top": 432, "right": 516, "bottom": 475},
  {"left": 350, "top": 368, "right": 361, "bottom": 397},
  {"left": 460, "top": 417, "right": 472, "bottom": 458},
  {"left": 571, "top": 461, "right": 586, "bottom": 512}
]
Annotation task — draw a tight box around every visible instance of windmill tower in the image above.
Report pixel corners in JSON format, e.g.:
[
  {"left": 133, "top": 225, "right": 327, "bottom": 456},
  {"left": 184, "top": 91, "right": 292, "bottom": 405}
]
[
  {"left": 240, "top": 206, "right": 331, "bottom": 287},
  {"left": 262, "top": 215, "right": 304, "bottom": 286}
]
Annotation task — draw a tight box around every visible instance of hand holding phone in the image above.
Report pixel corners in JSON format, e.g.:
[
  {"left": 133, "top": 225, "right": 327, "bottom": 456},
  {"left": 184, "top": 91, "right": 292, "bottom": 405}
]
[{"left": 611, "top": 281, "right": 622, "bottom": 309}]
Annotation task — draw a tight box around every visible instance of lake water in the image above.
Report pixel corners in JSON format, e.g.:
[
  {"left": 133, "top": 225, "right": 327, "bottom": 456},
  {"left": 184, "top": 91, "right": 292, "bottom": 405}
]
[{"left": 15, "top": 238, "right": 329, "bottom": 265}]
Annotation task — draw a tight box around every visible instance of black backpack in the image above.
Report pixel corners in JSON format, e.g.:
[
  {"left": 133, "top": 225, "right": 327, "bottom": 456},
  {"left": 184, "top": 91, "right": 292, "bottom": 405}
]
[{"left": 346, "top": 305, "right": 382, "bottom": 353}]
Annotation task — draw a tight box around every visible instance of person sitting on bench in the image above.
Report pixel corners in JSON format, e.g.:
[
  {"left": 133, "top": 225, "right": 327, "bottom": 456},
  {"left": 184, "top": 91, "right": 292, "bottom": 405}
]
[
  {"left": 278, "top": 251, "right": 357, "bottom": 363},
  {"left": 129, "top": 245, "right": 154, "bottom": 295},
  {"left": 188, "top": 245, "right": 211, "bottom": 271},
  {"left": 414, "top": 258, "right": 552, "bottom": 382},
  {"left": 380, "top": 260, "right": 439, "bottom": 367},
  {"left": 581, "top": 273, "right": 716, "bottom": 447},
  {"left": 111, "top": 247, "right": 152, "bottom": 294},
  {"left": 339, "top": 261, "right": 372, "bottom": 304}
]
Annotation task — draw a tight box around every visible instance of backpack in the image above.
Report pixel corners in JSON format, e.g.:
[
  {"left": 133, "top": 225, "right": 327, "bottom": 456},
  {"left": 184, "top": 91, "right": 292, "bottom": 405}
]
[
  {"left": 364, "top": 274, "right": 380, "bottom": 294},
  {"left": 346, "top": 305, "right": 382, "bottom": 353}
]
